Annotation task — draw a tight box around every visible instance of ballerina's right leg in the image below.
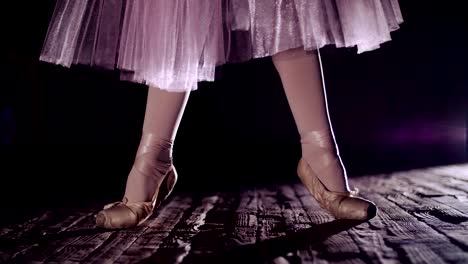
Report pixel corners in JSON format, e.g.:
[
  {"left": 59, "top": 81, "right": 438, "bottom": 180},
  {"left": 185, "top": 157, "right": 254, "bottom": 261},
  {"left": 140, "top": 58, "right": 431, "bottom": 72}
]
[{"left": 122, "top": 86, "right": 190, "bottom": 203}]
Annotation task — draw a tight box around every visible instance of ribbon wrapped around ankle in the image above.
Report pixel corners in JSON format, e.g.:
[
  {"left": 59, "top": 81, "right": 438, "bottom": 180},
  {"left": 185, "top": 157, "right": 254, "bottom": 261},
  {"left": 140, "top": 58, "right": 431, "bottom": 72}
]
[
  {"left": 300, "top": 130, "right": 336, "bottom": 150},
  {"left": 139, "top": 133, "right": 174, "bottom": 153},
  {"left": 134, "top": 133, "right": 174, "bottom": 179}
]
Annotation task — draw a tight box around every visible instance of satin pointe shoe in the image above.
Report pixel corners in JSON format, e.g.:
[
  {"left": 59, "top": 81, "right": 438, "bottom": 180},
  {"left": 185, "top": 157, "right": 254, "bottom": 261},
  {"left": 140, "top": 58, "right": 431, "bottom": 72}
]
[
  {"left": 297, "top": 157, "right": 377, "bottom": 220},
  {"left": 95, "top": 164, "right": 177, "bottom": 229}
]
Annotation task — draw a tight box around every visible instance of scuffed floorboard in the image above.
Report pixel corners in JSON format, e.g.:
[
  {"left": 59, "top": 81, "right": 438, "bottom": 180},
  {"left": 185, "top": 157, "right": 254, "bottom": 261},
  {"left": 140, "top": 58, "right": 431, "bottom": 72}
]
[{"left": 1, "top": 164, "right": 468, "bottom": 263}]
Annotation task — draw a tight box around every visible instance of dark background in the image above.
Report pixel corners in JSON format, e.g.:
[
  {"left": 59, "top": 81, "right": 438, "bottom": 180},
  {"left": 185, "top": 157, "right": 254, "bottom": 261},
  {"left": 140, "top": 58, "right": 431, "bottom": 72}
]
[{"left": 0, "top": 1, "right": 466, "bottom": 215}]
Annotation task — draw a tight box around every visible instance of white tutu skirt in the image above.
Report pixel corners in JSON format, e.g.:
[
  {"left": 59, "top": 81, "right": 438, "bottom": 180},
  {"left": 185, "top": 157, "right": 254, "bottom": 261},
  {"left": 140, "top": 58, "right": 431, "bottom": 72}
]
[{"left": 40, "top": 0, "right": 404, "bottom": 91}]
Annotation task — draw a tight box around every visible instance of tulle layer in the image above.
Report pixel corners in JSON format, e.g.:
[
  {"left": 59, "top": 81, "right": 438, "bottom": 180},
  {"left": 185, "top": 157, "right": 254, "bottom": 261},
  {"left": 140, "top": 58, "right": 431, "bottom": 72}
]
[{"left": 40, "top": 0, "right": 403, "bottom": 92}]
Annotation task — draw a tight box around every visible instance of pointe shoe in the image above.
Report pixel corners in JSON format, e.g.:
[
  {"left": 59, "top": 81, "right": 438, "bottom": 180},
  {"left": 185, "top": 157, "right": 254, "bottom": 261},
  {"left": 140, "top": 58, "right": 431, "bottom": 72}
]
[
  {"left": 297, "top": 158, "right": 377, "bottom": 220},
  {"left": 95, "top": 164, "right": 178, "bottom": 229}
]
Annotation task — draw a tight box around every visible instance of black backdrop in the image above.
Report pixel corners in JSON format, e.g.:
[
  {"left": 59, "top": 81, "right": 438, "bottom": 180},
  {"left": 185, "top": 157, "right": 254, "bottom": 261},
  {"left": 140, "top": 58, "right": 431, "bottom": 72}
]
[{"left": 0, "top": 1, "right": 467, "bottom": 211}]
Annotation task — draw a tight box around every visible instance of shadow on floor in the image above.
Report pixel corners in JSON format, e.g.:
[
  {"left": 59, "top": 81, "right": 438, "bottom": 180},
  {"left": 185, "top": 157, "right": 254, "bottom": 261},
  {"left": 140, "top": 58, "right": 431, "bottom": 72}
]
[{"left": 143, "top": 218, "right": 365, "bottom": 264}]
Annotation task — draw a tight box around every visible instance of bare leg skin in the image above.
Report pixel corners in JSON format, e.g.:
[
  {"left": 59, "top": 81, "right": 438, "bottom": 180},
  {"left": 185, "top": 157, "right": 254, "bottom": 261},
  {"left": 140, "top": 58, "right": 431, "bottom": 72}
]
[
  {"left": 122, "top": 87, "right": 190, "bottom": 203},
  {"left": 272, "top": 48, "right": 350, "bottom": 192}
]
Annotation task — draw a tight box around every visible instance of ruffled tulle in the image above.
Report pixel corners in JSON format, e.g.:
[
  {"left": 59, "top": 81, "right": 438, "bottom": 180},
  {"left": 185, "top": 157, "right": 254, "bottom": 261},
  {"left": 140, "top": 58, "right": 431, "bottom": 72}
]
[
  {"left": 226, "top": 0, "right": 404, "bottom": 61},
  {"left": 40, "top": 0, "right": 403, "bottom": 92}
]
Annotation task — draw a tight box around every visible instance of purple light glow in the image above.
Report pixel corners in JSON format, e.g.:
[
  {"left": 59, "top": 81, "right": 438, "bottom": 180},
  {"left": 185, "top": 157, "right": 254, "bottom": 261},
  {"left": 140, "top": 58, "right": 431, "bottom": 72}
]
[{"left": 385, "top": 123, "right": 466, "bottom": 146}]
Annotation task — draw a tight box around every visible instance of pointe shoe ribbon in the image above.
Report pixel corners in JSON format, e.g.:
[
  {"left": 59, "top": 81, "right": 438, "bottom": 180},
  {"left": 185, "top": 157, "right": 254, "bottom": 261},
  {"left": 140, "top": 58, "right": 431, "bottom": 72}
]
[{"left": 297, "top": 158, "right": 377, "bottom": 220}]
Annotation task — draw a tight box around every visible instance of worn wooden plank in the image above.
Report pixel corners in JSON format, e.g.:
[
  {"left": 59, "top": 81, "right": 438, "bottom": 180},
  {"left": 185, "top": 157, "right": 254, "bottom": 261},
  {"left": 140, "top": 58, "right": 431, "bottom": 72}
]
[
  {"left": 380, "top": 180, "right": 468, "bottom": 251},
  {"left": 353, "top": 173, "right": 468, "bottom": 263},
  {"left": 357, "top": 170, "right": 468, "bottom": 248},
  {"left": 216, "top": 184, "right": 368, "bottom": 264},
  {"left": 399, "top": 178, "right": 468, "bottom": 220},
  {"left": 124, "top": 193, "right": 219, "bottom": 263},
  {"left": 102, "top": 194, "right": 194, "bottom": 263},
  {"left": 216, "top": 189, "right": 257, "bottom": 250},
  {"left": 40, "top": 195, "right": 192, "bottom": 264},
  {"left": 232, "top": 188, "right": 258, "bottom": 245},
  {"left": 0, "top": 210, "right": 56, "bottom": 262},
  {"left": 361, "top": 169, "right": 468, "bottom": 219},
  {"left": 92, "top": 195, "right": 192, "bottom": 264},
  {"left": 366, "top": 190, "right": 468, "bottom": 263},
  {"left": 404, "top": 171, "right": 468, "bottom": 197},
  {"left": 399, "top": 243, "right": 446, "bottom": 264},
  {"left": 294, "top": 184, "right": 367, "bottom": 264},
  {"left": 355, "top": 170, "right": 468, "bottom": 219},
  {"left": 267, "top": 185, "right": 313, "bottom": 263},
  {"left": 6, "top": 208, "right": 96, "bottom": 263},
  {"left": 432, "top": 195, "right": 468, "bottom": 216},
  {"left": 2, "top": 163, "right": 468, "bottom": 264},
  {"left": 296, "top": 178, "right": 399, "bottom": 264},
  {"left": 257, "top": 187, "right": 287, "bottom": 241},
  {"left": 0, "top": 210, "right": 52, "bottom": 238},
  {"left": 278, "top": 185, "right": 314, "bottom": 231},
  {"left": 212, "top": 186, "right": 297, "bottom": 264},
  {"left": 43, "top": 227, "right": 113, "bottom": 263},
  {"left": 258, "top": 185, "right": 311, "bottom": 263},
  {"left": 428, "top": 165, "right": 468, "bottom": 182},
  {"left": 432, "top": 176, "right": 468, "bottom": 195},
  {"left": 180, "top": 189, "right": 245, "bottom": 263},
  {"left": 204, "top": 186, "right": 290, "bottom": 263},
  {"left": 295, "top": 183, "right": 334, "bottom": 225},
  {"left": 0, "top": 207, "right": 91, "bottom": 252},
  {"left": 345, "top": 186, "right": 401, "bottom": 264},
  {"left": 416, "top": 168, "right": 468, "bottom": 198}
]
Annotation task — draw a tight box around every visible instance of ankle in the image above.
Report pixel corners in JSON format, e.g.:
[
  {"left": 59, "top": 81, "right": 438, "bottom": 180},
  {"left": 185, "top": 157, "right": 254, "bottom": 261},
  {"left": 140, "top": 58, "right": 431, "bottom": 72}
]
[
  {"left": 139, "top": 132, "right": 174, "bottom": 154},
  {"left": 300, "top": 130, "right": 351, "bottom": 193},
  {"left": 134, "top": 133, "right": 174, "bottom": 177},
  {"left": 133, "top": 151, "right": 172, "bottom": 179},
  {"left": 300, "top": 129, "right": 335, "bottom": 150}
]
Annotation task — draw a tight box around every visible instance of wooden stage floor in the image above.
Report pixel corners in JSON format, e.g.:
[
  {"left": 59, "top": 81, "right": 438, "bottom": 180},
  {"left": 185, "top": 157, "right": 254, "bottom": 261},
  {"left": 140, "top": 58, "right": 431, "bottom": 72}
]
[{"left": 1, "top": 164, "right": 468, "bottom": 263}]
